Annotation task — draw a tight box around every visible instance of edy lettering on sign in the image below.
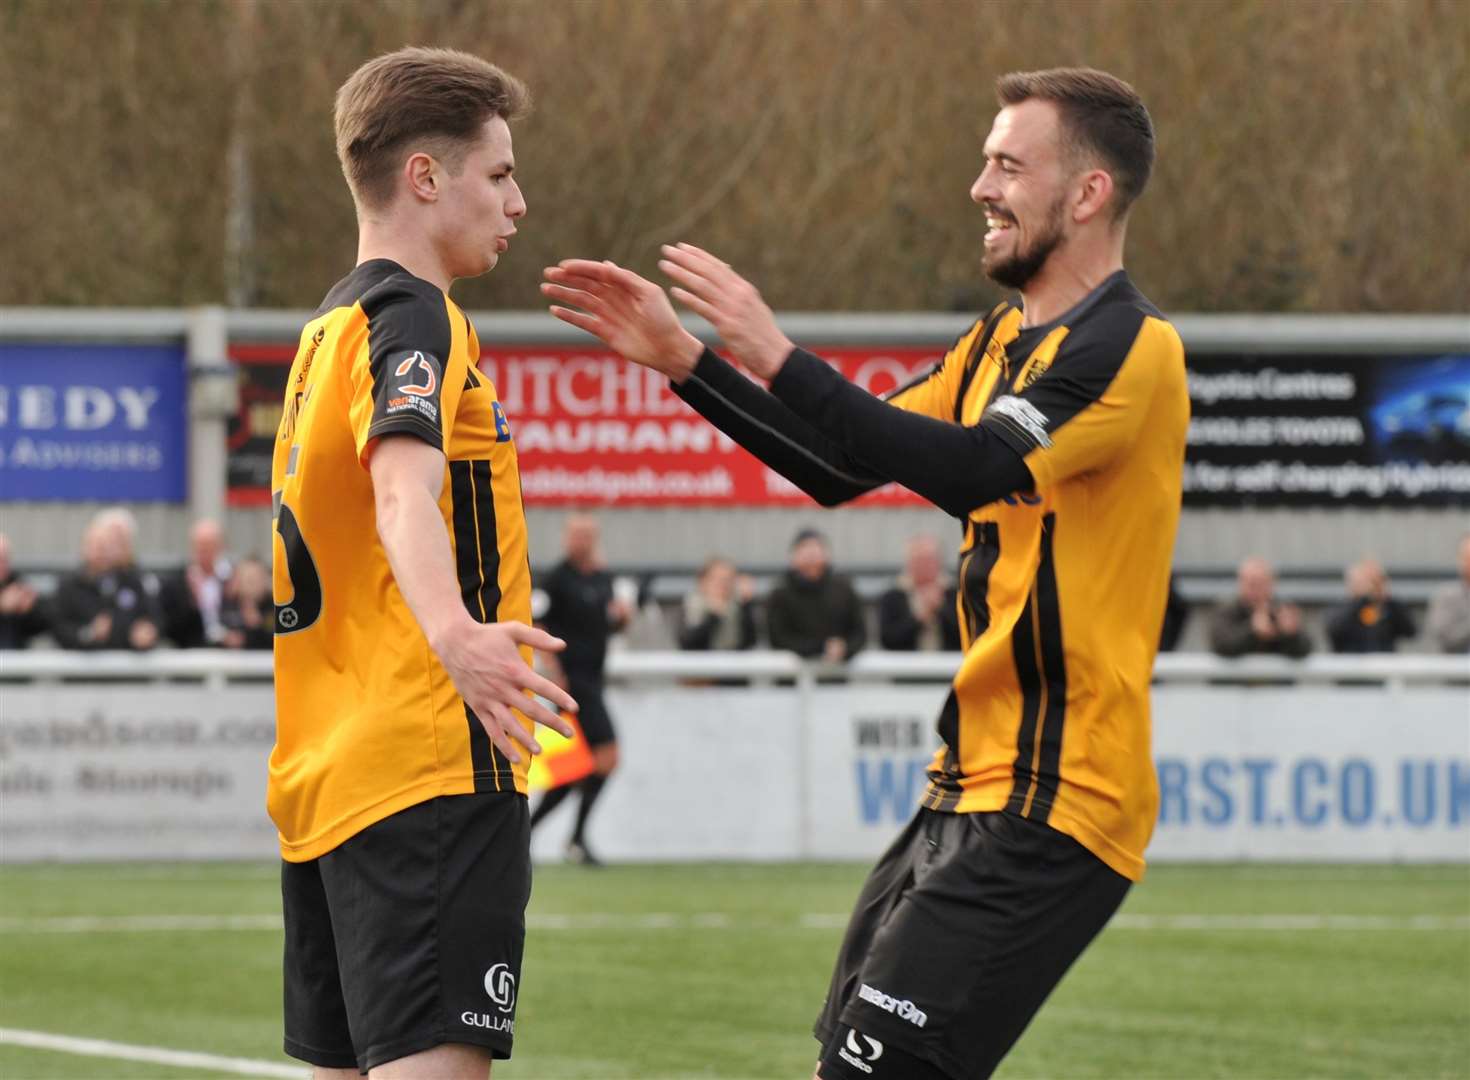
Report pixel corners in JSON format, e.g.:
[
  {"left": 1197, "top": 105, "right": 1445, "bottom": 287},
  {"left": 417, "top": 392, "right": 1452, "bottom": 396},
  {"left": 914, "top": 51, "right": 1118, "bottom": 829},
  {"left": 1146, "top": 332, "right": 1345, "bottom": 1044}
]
[{"left": 0, "top": 386, "right": 161, "bottom": 431}]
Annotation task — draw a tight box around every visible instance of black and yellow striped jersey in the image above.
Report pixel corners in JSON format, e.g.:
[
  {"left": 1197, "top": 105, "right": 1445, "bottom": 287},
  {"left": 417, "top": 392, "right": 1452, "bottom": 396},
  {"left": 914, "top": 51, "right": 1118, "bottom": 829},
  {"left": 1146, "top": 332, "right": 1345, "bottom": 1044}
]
[
  {"left": 268, "top": 259, "right": 533, "bottom": 863},
  {"left": 674, "top": 271, "right": 1188, "bottom": 880}
]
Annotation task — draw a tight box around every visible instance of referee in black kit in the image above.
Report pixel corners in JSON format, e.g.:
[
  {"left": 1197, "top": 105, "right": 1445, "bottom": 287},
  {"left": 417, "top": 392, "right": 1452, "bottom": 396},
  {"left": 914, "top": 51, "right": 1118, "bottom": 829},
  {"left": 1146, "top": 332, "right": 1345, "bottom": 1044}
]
[
  {"left": 530, "top": 513, "right": 631, "bottom": 865},
  {"left": 543, "top": 68, "right": 1188, "bottom": 1080}
]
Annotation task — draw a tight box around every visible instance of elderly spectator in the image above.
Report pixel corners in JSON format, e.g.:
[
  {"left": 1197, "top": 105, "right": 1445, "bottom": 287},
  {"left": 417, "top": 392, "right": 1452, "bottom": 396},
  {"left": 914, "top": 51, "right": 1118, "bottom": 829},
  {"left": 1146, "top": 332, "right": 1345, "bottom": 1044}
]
[
  {"left": 879, "top": 534, "right": 960, "bottom": 651},
  {"left": 162, "top": 519, "right": 234, "bottom": 647},
  {"left": 0, "top": 533, "right": 49, "bottom": 650},
  {"left": 767, "top": 528, "right": 866, "bottom": 662},
  {"left": 217, "top": 556, "right": 273, "bottom": 650},
  {"left": 52, "top": 509, "right": 163, "bottom": 651},
  {"left": 679, "top": 556, "right": 757, "bottom": 650},
  {"left": 1426, "top": 534, "right": 1470, "bottom": 653},
  {"left": 1326, "top": 557, "right": 1416, "bottom": 653},
  {"left": 1209, "top": 556, "right": 1311, "bottom": 658}
]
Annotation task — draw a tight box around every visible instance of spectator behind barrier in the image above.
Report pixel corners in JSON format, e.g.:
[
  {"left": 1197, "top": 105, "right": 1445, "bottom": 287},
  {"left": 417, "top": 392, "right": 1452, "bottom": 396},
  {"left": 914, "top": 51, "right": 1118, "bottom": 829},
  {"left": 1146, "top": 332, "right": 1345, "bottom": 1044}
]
[
  {"left": 161, "top": 518, "right": 234, "bottom": 647},
  {"left": 51, "top": 509, "right": 163, "bottom": 651},
  {"left": 767, "top": 527, "right": 866, "bottom": 662},
  {"left": 1208, "top": 556, "right": 1312, "bottom": 659},
  {"left": 0, "top": 532, "right": 49, "bottom": 650},
  {"left": 217, "top": 555, "right": 273, "bottom": 650},
  {"left": 878, "top": 534, "right": 960, "bottom": 652},
  {"left": 1326, "top": 557, "right": 1415, "bottom": 653},
  {"left": 1426, "top": 534, "right": 1470, "bottom": 653},
  {"left": 679, "top": 556, "right": 757, "bottom": 650}
]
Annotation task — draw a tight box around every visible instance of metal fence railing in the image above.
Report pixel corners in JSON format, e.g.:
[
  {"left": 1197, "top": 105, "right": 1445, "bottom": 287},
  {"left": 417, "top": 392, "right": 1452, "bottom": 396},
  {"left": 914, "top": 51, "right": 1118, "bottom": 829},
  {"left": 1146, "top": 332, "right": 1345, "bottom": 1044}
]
[{"left": 2, "top": 649, "right": 1465, "bottom": 691}]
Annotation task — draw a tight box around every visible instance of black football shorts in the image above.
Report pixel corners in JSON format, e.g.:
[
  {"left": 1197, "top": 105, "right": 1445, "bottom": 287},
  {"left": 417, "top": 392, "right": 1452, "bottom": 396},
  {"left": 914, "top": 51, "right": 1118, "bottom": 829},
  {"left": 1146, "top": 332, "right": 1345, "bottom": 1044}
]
[
  {"left": 566, "top": 673, "right": 616, "bottom": 747},
  {"left": 281, "top": 792, "right": 530, "bottom": 1073},
  {"left": 816, "top": 808, "right": 1130, "bottom": 1080}
]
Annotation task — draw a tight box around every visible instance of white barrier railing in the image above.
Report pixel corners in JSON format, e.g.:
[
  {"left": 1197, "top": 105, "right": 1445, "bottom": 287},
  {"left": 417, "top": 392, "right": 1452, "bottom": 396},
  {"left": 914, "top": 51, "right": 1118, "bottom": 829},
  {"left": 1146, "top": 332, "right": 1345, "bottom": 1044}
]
[{"left": 1, "top": 649, "right": 1465, "bottom": 689}]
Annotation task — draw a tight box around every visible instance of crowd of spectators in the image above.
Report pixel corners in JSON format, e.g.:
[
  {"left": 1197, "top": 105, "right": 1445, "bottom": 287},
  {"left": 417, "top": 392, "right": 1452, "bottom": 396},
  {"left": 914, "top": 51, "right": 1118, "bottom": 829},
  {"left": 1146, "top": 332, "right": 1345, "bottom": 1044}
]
[
  {"left": 0, "top": 509, "right": 272, "bottom": 654},
  {"left": 3, "top": 512, "right": 1469, "bottom": 660}
]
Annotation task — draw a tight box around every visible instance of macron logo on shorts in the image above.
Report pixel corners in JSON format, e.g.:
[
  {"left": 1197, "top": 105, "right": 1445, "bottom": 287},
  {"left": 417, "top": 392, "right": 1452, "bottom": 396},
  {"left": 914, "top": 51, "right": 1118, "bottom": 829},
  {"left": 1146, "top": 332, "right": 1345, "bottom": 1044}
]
[{"left": 858, "top": 982, "right": 928, "bottom": 1028}]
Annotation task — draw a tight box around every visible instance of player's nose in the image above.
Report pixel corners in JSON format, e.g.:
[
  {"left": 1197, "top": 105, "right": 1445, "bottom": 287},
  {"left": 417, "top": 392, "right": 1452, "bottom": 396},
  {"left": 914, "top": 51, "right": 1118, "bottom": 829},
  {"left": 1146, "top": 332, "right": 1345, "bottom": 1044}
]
[{"left": 970, "top": 168, "right": 996, "bottom": 205}]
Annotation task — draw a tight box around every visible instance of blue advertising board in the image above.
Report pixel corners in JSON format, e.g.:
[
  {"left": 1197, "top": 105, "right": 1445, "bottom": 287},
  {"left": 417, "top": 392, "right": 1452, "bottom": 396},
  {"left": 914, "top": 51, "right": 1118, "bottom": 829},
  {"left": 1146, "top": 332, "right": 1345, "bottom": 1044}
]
[
  {"left": 0, "top": 343, "right": 188, "bottom": 501},
  {"left": 1184, "top": 352, "right": 1470, "bottom": 505}
]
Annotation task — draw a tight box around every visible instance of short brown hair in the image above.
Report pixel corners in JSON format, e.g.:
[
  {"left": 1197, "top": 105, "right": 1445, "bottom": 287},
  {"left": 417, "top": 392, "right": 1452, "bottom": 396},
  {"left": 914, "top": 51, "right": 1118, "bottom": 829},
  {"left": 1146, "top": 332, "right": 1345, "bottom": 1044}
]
[
  {"left": 334, "top": 46, "right": 530, "bottom": 212},
  {"left": 996, "top": 67, "right": 1154, "bottom": 218}
]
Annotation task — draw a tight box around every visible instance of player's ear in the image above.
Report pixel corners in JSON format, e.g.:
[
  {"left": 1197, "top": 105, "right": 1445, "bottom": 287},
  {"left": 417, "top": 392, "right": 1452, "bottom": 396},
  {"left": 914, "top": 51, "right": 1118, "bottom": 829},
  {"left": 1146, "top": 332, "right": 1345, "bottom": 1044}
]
[
  {"left": 404, "top": 151, "right": 439, "bottom": 203},
  {"left": 1072, "top": 168, "right": 1114, "bottom": 225}
]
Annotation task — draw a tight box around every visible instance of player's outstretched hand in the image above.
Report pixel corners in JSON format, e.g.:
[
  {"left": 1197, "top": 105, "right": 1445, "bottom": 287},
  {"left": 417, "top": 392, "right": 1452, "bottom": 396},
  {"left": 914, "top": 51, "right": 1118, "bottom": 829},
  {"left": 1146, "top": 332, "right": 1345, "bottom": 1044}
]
[
  {"left": 438, "top": 621, "right": 579, "bottom": 765},
  {"left": 657, "top": 243, "right": 796, "bottom": 382},
  {"left": 542, "top": 260, "right": 704, "bottom": 382}
]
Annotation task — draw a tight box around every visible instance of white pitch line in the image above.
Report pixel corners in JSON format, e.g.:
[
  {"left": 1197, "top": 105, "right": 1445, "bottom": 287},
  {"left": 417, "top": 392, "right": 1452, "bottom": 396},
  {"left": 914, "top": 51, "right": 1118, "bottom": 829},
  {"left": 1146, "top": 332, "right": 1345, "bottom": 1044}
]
[
  {"left": 0, "top": 914, "right": 284, "bottom": 933},
  {"left": 0, "top": 1028, "right": 302, "bottom": 1078},
  {"left": 0, "top": 912, "right": 1466, "bottom": 934},
  {"left": 1110, "top": 913, "right": 1470, "bottom": 931}
]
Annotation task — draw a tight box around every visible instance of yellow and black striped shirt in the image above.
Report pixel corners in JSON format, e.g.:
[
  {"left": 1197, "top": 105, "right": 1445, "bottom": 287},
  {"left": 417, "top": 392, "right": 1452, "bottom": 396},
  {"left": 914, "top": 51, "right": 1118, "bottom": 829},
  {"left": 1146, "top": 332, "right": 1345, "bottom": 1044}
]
[
  {"left": 674, "top": 271, "right": 1188, "bottom": 879},
  {"left": 268, "top": 259, "right": 533, "bottom": 863}
]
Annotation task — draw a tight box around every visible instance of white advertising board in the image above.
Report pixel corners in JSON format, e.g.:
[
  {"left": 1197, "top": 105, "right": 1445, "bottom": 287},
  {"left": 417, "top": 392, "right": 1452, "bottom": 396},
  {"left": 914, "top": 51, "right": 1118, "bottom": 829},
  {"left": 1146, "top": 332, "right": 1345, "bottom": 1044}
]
[
  {"left": 3, "top": 681, "right": 1466, "bottom": 864},
  {"left": 0, "top": 686, "right": 278, "bottom": 860},
  {"left": 1147, "top": 687, "right": 1470, "bottom": 861}
]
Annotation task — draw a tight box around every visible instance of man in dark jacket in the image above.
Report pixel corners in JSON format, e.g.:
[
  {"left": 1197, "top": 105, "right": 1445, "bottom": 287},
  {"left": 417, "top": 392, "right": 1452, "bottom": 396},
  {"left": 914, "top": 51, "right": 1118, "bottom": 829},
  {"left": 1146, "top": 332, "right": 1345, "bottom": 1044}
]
[
  {"left": 767, "top": 528, "right": 866, "bottom": 662},
  {"left": 879, "top": 534, "right": 961, "bottom": 652},
  {"left": 1326, "top": 557, "right": 1415, "bottom": 653},
  {"left": 1209, "top": 556, "right": 1311, "bottom": 658},
  {"left": 0, "top": 533, "right": 49, "bottom": 650},
  {"left": 52, "top": 510, "right": 164, "bottom": 652}
]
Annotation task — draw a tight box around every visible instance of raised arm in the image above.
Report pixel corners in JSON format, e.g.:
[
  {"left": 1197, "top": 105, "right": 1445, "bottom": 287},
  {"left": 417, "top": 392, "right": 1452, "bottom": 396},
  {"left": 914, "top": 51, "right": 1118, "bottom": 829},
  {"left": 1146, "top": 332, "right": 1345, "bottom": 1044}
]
[
  {"left": 542, "top": 260, "right": 886, "bottom": 506},
  {"left": 654, "top": 244, "right": 1033, "bottom": 518}
]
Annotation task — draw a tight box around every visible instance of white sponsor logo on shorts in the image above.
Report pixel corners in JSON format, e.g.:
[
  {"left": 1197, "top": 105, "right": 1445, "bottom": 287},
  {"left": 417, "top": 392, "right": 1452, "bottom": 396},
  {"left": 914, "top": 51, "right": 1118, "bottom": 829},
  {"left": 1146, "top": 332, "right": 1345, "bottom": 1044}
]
[
  {"left": 837, "top": 1029, "right": 885, "bottom": 1074},
  {"left": 484, "top": 963, "right": 517, "bottom": 1013},
  {"left": 858, "top": 982, "right": 928, "bottom": 1028},
  {"left": 460, "top": 962, "right": 518, "bottom": 1032},
  {"left": 460, "top": 1010, "right": 514, "bottom": 1034}
]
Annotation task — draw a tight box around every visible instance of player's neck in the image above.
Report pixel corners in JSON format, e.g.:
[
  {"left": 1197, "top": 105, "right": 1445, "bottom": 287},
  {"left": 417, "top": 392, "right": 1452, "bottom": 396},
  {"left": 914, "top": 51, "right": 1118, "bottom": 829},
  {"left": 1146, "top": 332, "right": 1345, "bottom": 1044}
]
[
  {"left": 1017, "top": 233, "right": 1126, "bottom": 328},
  {"left": 356, "top": 221, "right": 453, "bottom": 295}
]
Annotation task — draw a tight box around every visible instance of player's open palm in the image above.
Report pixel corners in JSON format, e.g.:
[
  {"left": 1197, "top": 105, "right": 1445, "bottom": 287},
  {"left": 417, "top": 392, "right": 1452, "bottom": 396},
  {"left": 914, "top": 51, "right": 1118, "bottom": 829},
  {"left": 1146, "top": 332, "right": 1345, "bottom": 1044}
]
[
  {"left": 438, "top": 621, "right": 578, "bottom": 765},
  {"left": 542, "top": 260, "right": 703, "bottom": 380},
  {"left": 656, "top": 242, "right": 795, "bottom": 381}
]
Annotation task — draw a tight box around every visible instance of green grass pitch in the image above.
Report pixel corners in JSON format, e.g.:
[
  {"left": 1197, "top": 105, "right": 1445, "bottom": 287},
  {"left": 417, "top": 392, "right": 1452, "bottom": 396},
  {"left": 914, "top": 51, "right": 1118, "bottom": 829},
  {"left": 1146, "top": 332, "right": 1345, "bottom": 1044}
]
[{"left": 1, "top": 862, "right": 1466, "bottom": 1079}]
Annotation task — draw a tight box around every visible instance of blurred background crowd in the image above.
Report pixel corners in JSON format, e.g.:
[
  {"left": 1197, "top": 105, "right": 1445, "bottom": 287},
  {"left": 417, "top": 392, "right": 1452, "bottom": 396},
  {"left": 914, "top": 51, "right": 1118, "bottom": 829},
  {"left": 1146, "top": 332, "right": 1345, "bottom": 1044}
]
[{"left": 4, "top": 512, "right": 1466, "bottom": 659}]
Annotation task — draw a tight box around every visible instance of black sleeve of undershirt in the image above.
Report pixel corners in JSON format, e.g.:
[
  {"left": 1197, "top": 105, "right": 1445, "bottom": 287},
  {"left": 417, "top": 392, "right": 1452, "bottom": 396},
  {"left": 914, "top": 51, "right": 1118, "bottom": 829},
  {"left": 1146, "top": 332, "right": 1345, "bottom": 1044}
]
[
  {"left": 767, "top": 348, "right": 1034, "bottom": 518},
  {"left": 671, "top": 349, "right": 887, "bottom": 506}
]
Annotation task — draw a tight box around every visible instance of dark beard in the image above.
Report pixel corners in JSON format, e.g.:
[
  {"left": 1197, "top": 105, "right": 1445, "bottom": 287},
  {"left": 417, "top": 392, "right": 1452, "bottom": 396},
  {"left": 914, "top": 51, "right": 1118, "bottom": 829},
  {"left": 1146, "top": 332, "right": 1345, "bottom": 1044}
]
[{"left": 983, "top": 198, "right": 1066, "bottom": 290}]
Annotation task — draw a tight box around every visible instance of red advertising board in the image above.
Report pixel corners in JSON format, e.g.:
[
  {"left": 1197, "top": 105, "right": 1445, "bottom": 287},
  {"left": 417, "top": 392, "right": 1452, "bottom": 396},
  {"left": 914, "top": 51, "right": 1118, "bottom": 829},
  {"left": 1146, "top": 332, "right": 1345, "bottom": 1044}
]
[{"left": 228, "top": 342, "right": 942, "bottom": 507}]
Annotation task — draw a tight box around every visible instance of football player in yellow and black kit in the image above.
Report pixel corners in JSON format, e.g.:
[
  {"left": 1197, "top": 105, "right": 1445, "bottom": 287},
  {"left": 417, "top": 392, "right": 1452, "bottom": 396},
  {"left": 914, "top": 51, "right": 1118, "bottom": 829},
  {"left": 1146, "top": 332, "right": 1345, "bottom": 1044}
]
[
  {"left": 270, "top": 48, "right": 577, "bottom": 1080},
  {"left": 543, "top": 69, "right": 1186, "bottom": 1080}
]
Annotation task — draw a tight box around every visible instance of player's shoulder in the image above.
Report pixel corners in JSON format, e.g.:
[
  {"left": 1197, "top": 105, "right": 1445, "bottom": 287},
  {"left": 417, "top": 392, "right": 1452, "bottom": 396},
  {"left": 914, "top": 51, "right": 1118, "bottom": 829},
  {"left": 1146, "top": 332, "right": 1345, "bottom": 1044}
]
[
  {"left": 1066, "top": 273, "right": 1180, "bottom": 358},
  {"left": 955, "top": 300, "right": 1019, "bottom": 353},
  {"left": 315, "top": 259, "right": 449, "bottom": 329}
]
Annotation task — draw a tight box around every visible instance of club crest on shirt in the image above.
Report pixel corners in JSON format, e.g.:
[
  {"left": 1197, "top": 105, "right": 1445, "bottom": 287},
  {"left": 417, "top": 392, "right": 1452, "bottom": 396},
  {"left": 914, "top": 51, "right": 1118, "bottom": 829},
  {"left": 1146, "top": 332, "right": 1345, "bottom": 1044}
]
[{"left": 1018, "top": 356, "right": 1051, "bottom": 390}]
